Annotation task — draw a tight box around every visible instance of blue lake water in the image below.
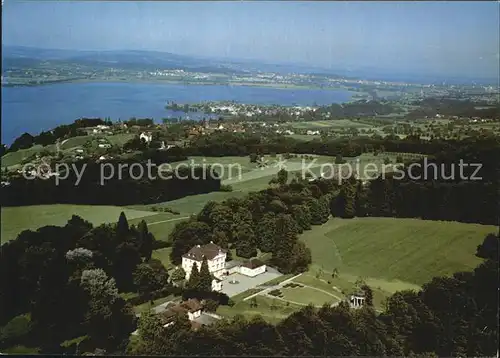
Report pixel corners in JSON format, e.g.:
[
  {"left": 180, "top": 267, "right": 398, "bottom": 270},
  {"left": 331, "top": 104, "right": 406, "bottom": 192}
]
[{"left": 1, "top": 82, "right": 354, "bottom": 144}]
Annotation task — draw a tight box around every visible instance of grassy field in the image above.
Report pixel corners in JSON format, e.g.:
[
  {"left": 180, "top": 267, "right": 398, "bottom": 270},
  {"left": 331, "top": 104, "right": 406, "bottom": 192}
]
[
  {"left": 2, "top": 345, "right": 40, "bottom": 354},
  {"left": 279, "top": 285, "right": 339, "bottom": 306},
  {"left": 105, "top": 133, "right": 136, "bottom": 146},
  {"left": 300, "top": 217, "right": 496, "bottom": 288},
  {"left": 1, "top": 144, "right": 57, "bottom": 168},
  {"left": 152, "top": 248, "right": 173, "bottom": 269},
  {"left": 60, "top": 136, "right": 92, "bottom": 150},
  {"left": 1, "top": 205, "right": 157, "bottom": 244},
  {"left": 1, "top": 133, "right": 135, "bottom": 169},
  {"left": 291, "top": 119, "right": 373, "bottom": 130}
]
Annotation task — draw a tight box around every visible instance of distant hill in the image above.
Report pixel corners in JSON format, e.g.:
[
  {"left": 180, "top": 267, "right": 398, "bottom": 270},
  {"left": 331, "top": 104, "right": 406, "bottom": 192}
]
[
  {"left": 1, "top": 46, "right": 245, "bottom": 74},
  {"left": 1, "top": 46, "right": 346, "bottom": 77}
]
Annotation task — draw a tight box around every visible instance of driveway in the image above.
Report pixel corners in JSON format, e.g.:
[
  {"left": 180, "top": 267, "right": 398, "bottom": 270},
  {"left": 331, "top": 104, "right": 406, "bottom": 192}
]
[
  {"left": 221, "top": 269, "right": 282, "bottom": 297},
  {"left": 193, "top": 312, "right": 221, "bottom": 326}
]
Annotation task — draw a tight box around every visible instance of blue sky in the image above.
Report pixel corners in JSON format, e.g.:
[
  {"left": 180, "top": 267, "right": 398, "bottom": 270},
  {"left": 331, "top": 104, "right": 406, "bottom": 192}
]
[{"left": 2, "top": 1, "right": 499, "bottom": 79}]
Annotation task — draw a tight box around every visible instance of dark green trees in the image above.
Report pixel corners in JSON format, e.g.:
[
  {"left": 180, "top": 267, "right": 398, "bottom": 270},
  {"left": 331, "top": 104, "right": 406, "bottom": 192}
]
[{"left": 198, "top": 257, "right": 213, "bottom": 292}]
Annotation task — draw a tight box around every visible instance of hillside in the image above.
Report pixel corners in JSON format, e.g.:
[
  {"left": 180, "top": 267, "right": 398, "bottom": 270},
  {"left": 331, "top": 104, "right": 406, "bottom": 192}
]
[{"left": 300, "top": 217, "right": 497, "bottom": 289}]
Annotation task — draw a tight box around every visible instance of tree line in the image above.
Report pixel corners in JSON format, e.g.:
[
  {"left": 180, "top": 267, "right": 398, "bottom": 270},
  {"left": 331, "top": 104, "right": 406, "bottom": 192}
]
[
  {"left": 0, "top": 213, "right": 151, "bottom": 352},
  {"left": 2, "top": 158, "right": 221, "bottom": 206},
  {"left": 406, "top": 98, "right": 500, "bottom": 120},
  {"left": 184, "top": 130, "right": 499, "bottom": 159}
]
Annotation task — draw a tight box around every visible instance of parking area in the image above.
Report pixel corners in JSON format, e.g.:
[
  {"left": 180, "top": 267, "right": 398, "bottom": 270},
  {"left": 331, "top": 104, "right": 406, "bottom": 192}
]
[{"left": 220, "top": 268, "right": 282, "bottom": 297}]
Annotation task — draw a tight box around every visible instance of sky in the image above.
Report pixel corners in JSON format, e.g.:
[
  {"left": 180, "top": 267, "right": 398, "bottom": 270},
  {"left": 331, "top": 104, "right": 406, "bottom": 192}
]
[{"left": 2, "top": 1, "right": 499, "bottom": 80}]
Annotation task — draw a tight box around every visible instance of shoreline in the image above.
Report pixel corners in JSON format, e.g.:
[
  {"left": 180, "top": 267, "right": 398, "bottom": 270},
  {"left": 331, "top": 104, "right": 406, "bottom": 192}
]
[{"left": 1, "top": 78, "right": 369, "bottom": 95}]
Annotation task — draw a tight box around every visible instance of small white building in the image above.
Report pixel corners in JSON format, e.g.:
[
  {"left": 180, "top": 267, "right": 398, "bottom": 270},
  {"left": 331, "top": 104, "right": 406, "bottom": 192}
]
[
  {"left": 306, "top": 130, "right": 321, "bottom": 135},
  {"left": 239, "top": 259, "right": 266, "bottom": 277},
  {"left": 140, "top": 132, "right": 153, "bottom": 143},
  {"left": 349, "top": 292, "right": 366, "bottom": 309},
  {"left": 160, "top": 141, "right": 177, "bottom": 150},
  {"left": 212, "top": 277, "right": 222, "bottom": 291},
  {"left": 161, "top": 299, "right": 203, "bottom": 328}
]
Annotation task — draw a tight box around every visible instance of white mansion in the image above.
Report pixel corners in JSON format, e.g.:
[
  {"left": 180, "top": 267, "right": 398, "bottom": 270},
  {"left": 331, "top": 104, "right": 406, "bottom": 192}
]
[
  {"left": 181, "top": 242, "right": 267, "bottom": 292},
  {"left": 182, "top": 242, "right": 227, "bottom": 291}
]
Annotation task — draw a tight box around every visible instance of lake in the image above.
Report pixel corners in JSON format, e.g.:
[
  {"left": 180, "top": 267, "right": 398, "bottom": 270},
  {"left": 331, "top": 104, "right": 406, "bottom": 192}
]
[{"left": 1, "top": 82, "right": 354, "bottom": 144}]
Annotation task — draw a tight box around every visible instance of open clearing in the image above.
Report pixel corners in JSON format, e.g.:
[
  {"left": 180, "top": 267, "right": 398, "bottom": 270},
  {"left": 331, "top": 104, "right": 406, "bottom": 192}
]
[
  {"left": 300, "top": 217, "right": 496, "bottom": 287},
  {"left": 1, "top": 205, "right": 157, "bottom": 244}
]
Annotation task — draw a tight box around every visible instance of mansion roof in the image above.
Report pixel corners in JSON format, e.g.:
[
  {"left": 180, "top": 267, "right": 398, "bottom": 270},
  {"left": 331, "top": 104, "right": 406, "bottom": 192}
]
[{"left": 182, "top": 242, "right": 227, "bottom": 261}]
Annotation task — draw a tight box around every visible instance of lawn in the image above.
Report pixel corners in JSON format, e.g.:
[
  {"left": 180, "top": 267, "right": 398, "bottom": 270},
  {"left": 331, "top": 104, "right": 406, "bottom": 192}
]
[
  {"left": 300, "top": 217, "right": 496, "bottom": 287},
  {"left": 279, "top": 286, "right": 340, "bottom": 306},
  {"left": 1, "top": 204, "right": 157, "bottom": 244},
  {"left": 291, "top": 271, "right": 394, "bottom": 310},
  {"left": 217, "top": 294, "right": 302, "bottom": 325},
  {"left": 152, "top": 248, "right": 173, "bottom": 269}
]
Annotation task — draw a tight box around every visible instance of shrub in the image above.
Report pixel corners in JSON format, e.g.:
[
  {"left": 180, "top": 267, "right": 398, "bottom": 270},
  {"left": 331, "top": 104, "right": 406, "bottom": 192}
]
[
  {"left": 220, "top": 184, "right": 233, "bottom": 192},
  {"left": 204, "top": 299, "right": 219, "bottom": 312},
  {"left": 268, "top": 289, "right": 282, "bottom": 297},
  {"left": 152, "top": 239, "right": 170, "bottom": 250}
]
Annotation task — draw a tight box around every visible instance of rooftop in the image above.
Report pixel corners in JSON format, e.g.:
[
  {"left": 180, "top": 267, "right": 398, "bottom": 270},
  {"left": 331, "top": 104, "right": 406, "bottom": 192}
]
[
  {"left": 225, "top": 260, "right": 242, "bottom": 270},
  {"left": 162, "top": 299, "right": 203, "bottom": 321},
  {"left": 350, "top": 290, "right": 366, "bottom": 298},
  {"left": 183, "top": 241, "right": 227, "bottom": 261},
  {"left": 241, "top": 259, "right": 265, "bottom": 269}
]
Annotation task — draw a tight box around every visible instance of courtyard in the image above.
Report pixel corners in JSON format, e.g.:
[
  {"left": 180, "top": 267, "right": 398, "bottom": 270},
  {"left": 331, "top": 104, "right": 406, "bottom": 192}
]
[{"left": 220, "top": 267, "right": 282, "bottom": 297}]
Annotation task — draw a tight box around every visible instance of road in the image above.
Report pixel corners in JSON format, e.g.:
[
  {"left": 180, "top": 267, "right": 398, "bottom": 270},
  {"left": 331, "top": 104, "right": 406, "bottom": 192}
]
[{"left": 147, "top": 216, "right": 190, "bottom": 226}]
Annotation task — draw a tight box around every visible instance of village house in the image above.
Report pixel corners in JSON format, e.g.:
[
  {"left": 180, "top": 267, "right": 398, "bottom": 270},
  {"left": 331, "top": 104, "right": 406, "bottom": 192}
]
[
  {"left": 182, "top": 242, "right": 227, "bottom": 291},
  {"left": 186, "top": 126, "right": 205, "bottom": 139},
  {"left": 140, "top": 132, "right": 153, "bottom": 143},
  {"left": 161, "top": 299, "right": 203, "bottom": 330},
  {"left": 306, "top": 130, "right": 321, "bottom": 135}
]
